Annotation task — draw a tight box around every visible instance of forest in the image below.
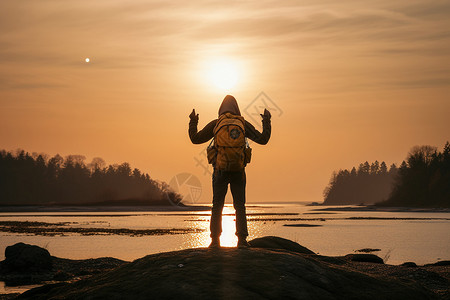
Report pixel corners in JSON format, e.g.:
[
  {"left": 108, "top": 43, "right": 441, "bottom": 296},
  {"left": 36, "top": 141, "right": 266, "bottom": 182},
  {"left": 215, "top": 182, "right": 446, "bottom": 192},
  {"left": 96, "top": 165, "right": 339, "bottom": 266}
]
[
  {"left": 323, "top": 142, "right": 450, "bottom": 207},
  {"left": 323, "top": 161, "right": 398, "bottom": 205},
  {"left": 378, "top": 142, "right": 450, "bottom": 207},
  {"left": 0, "top": 149, "right": 178, "bottom": 206}
]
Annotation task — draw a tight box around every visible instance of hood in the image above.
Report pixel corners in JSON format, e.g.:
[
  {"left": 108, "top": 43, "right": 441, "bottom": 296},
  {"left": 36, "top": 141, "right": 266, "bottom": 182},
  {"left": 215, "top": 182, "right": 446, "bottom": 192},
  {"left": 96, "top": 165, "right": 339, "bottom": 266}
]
[{"left": 218, "top": 95, "right": 241, "bottom": 116}]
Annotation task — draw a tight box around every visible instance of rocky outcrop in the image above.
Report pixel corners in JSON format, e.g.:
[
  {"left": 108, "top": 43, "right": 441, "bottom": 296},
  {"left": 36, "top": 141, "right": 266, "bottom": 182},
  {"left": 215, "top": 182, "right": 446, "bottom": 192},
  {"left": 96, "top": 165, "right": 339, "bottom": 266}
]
[
  {"left": 344, "top": 254, "right": 384, "bottom": 264},
  {"left": 401, "top": 262, "right": 418, "bottom": 268},
  {"left": 19, "top": 247, "right": 435, "bottom": 299},
  {"left": 0, "top": 243, "right": 126, "bottom": 286},
  {"left": 426, "top": 261, "right": 450, "bottom": 267},
  {"left": 1, "top": 238, "right": 448, "bottom": 299},
  {"left": 249, "top": 236, "right": 315, "bottom": 254},
  {"left": 2, "top": 243, "right": 52, "bottom": 273}
]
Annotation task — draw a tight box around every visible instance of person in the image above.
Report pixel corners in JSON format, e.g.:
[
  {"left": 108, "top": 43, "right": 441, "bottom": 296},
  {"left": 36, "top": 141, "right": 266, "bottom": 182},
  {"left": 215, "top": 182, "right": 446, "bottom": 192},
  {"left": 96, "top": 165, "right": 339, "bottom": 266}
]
[{"left": 188, "top": 95, "right": 271, "bottom": 248}]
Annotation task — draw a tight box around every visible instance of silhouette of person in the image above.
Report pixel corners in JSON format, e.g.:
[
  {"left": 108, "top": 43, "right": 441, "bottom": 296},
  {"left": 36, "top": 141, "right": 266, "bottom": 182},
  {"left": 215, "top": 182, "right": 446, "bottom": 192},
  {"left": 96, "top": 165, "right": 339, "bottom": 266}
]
[{"left": 189, "top": 95, "right": 271, "bottom": 248}]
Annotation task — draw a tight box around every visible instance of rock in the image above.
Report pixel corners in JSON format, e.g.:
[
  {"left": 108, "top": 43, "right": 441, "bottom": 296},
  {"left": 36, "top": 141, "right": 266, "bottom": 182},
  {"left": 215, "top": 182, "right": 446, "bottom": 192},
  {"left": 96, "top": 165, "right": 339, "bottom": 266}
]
[
  {"left": 313, "top": 255, "right": 347, "bottom": 265},
  {"left": 345, "top": 254, "right": 384, "bottom": 264},
  {"left": 249, "top": 236, "right": 315, "bottom": 254},
  {"left": 3, "top": 243, "right": 52, "bottom": 273},
  {"left": 401, "top": 262, "right": 418, "bottom": 268},
  {"left": 0, "top": 243, "right": 127, "bottom": 286},
  {"left": 18, "top": 247, "right": 436, "bottom": 300},
  {"left": 52, "top": 271, "right": 72, "bottom": 281},
  {"left": 355, "top": 248, "right": 381, "bottom": 253},
  {"left": 283, "top": 224, "right": 323, "bottom": 227},
  {"left": 0, "top": 293, "right": 21, "bottom": 300},
  {"left": 425, "top": 261, "right": 450, "bottom": 267}
]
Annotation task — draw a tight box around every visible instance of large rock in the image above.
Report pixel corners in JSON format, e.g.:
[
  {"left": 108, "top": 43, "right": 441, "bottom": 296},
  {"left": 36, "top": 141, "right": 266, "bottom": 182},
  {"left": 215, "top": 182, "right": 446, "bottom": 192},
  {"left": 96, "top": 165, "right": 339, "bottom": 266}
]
[
  {"left": 249, "top": 236, "right": 315, "bottom": 254},
  {"left": 3, "top": 242, "right": 52, "bottom": 272},
  {"left": 19, "top": 247, "right": 435, "bottom": 300},
  {"left": 426, "top": 261, "right": 450, "bottom": 267},
  {"left": 344, "top": 254, "right": 384, "bottom": 264},
  {"left": 0, "top": 242, "right": 127, "bottom": 286}
]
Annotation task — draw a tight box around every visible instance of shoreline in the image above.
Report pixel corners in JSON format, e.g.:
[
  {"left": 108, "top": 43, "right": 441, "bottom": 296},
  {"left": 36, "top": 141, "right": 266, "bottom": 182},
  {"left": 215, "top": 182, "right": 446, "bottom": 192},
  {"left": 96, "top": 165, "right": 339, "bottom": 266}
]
[
  {"left": 312, "top": 205, "right": 450, "bottom": 213},
  {"left": 3, "top": 203, "right": 450, "bottom": 213},
  {"left": 0, "top": 205, "right": 211, "bottom": 213}
]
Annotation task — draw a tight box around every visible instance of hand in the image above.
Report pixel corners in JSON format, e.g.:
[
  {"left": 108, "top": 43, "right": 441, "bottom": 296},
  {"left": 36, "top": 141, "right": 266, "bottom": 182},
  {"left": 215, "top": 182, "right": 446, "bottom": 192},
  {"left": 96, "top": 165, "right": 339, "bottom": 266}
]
[
  {"left": 260, "top": 108, "right": 271, "bottom": 120},
  {"left": 189, "top": 109, "right": 199, "bottom": 121}
]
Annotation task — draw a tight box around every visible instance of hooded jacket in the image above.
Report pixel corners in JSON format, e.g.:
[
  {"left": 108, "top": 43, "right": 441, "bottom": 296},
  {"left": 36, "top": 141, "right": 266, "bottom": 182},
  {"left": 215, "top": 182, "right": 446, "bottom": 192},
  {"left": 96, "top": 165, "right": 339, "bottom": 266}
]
[
  {"left": 218, "top": 95, "right": 241, "bottom": 116},
  {"left": 189, "top": 95, "right": 271, "bottom": 145}
]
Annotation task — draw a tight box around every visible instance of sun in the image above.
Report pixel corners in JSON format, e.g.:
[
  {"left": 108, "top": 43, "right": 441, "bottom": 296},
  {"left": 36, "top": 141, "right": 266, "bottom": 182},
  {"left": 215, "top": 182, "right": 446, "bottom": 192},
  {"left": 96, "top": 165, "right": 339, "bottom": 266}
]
[{"left": 206, "top": 59, "right": 239, "bottom": 91}]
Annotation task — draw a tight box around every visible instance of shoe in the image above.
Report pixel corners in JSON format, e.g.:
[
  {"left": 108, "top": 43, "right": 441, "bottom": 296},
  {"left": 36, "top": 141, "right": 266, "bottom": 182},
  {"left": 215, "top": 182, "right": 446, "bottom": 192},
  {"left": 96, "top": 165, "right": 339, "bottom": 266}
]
[
  {"left": 209, "top": 238, "right": 221, "bottom": 249},
  {"left": 237, "top": 238, "right": 250, "bottom": 248}
]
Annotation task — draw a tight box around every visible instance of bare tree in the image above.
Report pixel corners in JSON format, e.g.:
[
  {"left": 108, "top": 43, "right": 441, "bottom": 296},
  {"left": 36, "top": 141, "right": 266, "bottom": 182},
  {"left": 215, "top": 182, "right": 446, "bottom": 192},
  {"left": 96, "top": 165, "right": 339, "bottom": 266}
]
[{"left": 408, "top": 145, "right": 437, "bottom": 167}]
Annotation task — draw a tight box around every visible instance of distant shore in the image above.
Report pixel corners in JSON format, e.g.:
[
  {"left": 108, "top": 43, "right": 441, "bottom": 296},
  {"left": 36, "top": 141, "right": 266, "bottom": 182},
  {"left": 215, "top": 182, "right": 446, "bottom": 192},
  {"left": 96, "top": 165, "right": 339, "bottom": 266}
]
[
  {"left": 2, "top": 204, "right": 450, "bottom": 213},
  {"left": 0, "top": 205, "right": 211, "bottom": 213},
  {"left": 311, "top": 205, "right": 450, "bottom": 213}
]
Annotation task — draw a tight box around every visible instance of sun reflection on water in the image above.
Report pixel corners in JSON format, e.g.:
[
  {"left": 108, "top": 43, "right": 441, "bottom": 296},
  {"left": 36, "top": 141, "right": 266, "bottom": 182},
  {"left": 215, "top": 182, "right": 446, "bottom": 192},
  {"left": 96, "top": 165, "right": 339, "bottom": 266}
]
[
  {"left": 181, "top": 205, "right": 265, "bottom": 249},
  {"left": 220, "top": 216, "right": 238, "bottom": 247}
]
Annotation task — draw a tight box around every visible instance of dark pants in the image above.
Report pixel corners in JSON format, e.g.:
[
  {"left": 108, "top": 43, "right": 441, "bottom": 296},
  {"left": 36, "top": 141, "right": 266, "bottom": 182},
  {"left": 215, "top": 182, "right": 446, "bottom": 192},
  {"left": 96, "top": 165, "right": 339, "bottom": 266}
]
[{"left": 210, "top": 169, "right": 248, "bottom": 239}]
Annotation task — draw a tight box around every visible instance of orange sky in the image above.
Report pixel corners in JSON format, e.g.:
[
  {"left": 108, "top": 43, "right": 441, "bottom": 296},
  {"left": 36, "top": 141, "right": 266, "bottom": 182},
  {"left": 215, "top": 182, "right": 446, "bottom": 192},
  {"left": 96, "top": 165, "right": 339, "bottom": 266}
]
[{"left": 1, "top": 1, "right": 449, "bottom": 203}]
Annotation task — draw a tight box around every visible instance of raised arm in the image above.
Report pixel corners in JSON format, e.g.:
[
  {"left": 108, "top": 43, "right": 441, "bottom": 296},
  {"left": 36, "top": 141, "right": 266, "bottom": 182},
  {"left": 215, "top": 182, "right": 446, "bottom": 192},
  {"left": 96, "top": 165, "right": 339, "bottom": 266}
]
[
  {"left": 245, "top": 111, "right": 271, "bottom": 145},
  {"left": 188, "top": 109, "right": 216, "bottom": 144}
]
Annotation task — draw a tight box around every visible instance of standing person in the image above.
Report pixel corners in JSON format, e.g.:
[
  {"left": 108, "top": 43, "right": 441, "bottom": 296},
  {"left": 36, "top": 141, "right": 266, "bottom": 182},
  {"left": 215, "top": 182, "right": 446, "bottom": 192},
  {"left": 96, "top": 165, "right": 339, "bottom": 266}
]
[{"left": 189, "top": 95, "right": 271, "bottom": 248}]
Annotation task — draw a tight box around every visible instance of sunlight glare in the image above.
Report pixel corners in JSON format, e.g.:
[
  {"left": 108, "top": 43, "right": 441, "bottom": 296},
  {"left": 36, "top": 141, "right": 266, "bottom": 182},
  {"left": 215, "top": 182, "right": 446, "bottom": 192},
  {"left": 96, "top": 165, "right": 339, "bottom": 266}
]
[
  {"left": 218, "top": 206, "right": 239, "bottom": 246},
  {"left": 206, "top": 59, "right": 239, "bottom": 92},
  {"left": 220, "top": 216, "right": 238, "bottom": 247}
]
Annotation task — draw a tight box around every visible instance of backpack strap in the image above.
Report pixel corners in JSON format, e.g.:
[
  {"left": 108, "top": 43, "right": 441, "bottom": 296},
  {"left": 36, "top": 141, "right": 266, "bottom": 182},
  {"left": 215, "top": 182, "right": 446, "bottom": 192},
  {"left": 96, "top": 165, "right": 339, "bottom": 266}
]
[{"left": 207, "top": 138, "right": 214, "bottom": 148}]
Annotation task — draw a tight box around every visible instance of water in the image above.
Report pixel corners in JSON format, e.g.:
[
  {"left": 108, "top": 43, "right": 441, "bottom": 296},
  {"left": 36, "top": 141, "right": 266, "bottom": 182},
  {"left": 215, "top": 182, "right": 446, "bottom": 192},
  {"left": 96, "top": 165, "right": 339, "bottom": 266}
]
[
  {"left": 0, "top": 281, "right": 41, "bottom": 295},
  {"left": 0, "top": 204, "right": 449, "bottom": 268}
]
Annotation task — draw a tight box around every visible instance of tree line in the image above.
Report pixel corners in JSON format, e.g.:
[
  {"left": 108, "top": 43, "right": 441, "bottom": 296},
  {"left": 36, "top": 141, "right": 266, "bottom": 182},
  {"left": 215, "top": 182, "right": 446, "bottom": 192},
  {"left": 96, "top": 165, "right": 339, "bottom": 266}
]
[
  {"left": 0, "top": 149, "right": 178, "bottom": 206},
  {"left": 378, "top": 142, "right": 450, "bottom": 207},
  {"left": 323, "top": 161, "right": 398, "bottom": 205},
  {"left": 323, "top": 142, "right": 450, "bottom": 207}
]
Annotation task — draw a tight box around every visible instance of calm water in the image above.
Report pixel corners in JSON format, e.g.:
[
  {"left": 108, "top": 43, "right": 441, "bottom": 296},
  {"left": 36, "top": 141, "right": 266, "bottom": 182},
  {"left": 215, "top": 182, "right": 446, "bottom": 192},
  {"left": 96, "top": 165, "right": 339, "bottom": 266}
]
[{"left": 0, "top": 204, "right": 449, "bottom": 268}]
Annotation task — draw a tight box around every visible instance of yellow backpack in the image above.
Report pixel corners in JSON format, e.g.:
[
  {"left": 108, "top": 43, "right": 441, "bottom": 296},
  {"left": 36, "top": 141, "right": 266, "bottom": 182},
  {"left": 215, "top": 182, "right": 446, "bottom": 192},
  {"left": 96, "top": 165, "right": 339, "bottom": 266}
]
[{"left": 208, "top": 113, "right": 250, "bottom": 171}]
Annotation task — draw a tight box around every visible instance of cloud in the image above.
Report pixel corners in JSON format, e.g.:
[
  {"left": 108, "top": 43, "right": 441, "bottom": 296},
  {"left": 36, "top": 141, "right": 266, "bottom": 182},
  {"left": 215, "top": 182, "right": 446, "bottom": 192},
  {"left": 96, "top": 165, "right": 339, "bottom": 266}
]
[
  {"left": 389, "top": 78, "right": 450, "bottom": 89},
  {"left": 0, "top": 0, "right": 449, "bottom": 92},
  {"left": 391, "top": 1, "right": 450, "bottom": 19},
  {"left": 0, "top": 72, "right": 66, "bottom": 91}
]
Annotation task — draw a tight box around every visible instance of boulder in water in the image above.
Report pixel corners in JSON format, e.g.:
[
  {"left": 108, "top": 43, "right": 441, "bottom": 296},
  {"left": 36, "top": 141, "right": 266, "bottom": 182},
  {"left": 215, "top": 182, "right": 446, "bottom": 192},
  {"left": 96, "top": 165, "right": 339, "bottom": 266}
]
[
  {"left": 345, "top": 253, "right": 384, "bottom": 264},
  {"left": 249, "top": 236, "right": 315, "bottom": 254},
  {"left": 3, "top": 242, "right": 52, "bottom": 272}
]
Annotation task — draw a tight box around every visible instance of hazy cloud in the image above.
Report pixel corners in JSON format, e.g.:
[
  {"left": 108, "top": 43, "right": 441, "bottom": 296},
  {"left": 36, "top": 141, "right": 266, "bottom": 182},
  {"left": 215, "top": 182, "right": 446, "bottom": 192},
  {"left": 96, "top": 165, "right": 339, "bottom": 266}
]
[{"left": 1, "top": 0, "right": 449, "bottom": 89}]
